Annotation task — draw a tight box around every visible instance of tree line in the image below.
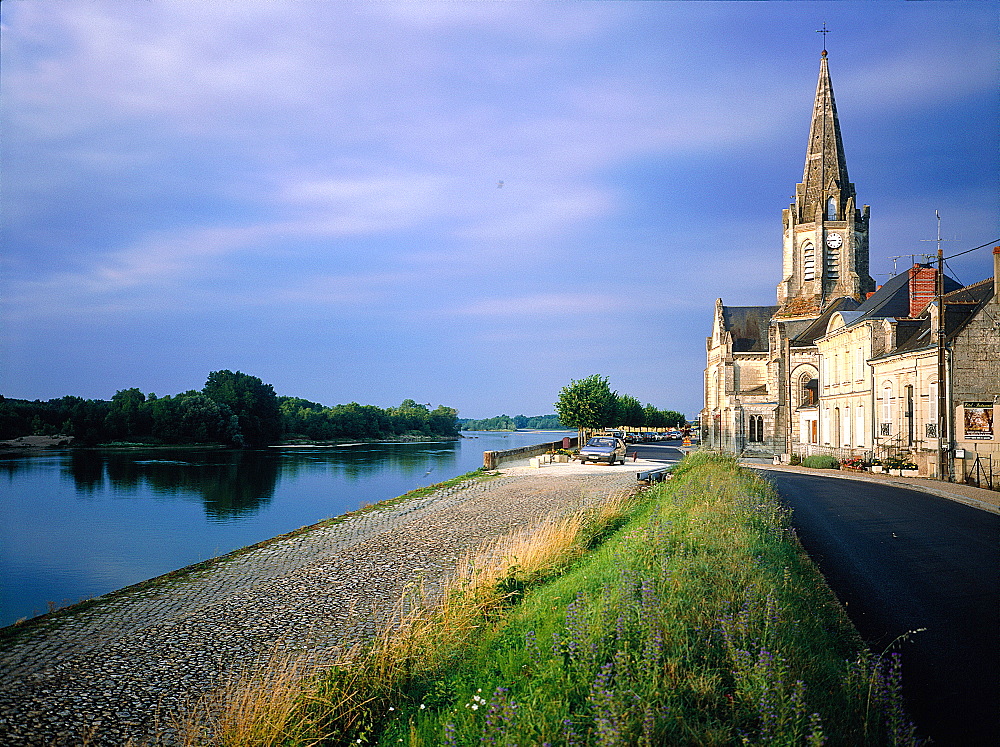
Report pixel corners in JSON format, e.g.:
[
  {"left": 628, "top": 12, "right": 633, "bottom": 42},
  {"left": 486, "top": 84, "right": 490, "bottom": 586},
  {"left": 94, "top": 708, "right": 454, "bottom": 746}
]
[
  {"left": 457, "top": 414, "right": 564, "bottom": 431},
  {"left": 554, "top": 374, "right": 687, "bottom": 442},
  {"left": 279, "top": 398, "right": 459, "bottom": 441},
  {"left": 0, "top": 371, "right": 460, "bottom": 447}
]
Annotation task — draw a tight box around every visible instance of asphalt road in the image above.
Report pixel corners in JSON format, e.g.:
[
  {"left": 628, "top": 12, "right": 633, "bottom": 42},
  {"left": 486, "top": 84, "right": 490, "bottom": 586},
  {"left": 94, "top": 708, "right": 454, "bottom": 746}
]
[
  {"left": 626, "top": 442, "right": 686, "bottom": 462},
  {"left": 761, "top": 469, "right": 1000, "bottom": 746}
]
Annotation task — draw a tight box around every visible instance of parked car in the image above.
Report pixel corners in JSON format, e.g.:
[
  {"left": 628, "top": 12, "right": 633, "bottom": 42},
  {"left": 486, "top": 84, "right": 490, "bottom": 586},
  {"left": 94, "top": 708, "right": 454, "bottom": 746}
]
[{"left": 578, "top": 436, "right": 627, "bottom": 465}]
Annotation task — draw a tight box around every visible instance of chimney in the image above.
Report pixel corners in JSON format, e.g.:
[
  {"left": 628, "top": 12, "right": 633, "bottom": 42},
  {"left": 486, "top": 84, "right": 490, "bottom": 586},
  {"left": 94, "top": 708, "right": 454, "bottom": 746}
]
[
  {"left": 908, "top": 264, "right": 937, "bottom": 317},
  {"left": 993, "top": 246, "right": 999, "bottom": 302}
]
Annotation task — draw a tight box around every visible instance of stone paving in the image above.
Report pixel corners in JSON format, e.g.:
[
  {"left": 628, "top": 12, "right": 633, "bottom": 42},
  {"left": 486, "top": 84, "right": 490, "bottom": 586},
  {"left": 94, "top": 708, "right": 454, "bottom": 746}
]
[{"left": 0, "top": 465, "right": 641, "bottom": 746}]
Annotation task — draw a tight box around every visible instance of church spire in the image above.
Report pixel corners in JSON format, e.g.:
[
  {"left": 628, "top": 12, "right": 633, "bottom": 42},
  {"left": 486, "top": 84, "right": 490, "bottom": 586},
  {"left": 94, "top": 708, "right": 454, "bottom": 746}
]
[
  {"left": 797, "top": 50, "right": 853, "bottom": 223},
  {"left": 777, "top": 50, "right": 873, "bottom": 313}
]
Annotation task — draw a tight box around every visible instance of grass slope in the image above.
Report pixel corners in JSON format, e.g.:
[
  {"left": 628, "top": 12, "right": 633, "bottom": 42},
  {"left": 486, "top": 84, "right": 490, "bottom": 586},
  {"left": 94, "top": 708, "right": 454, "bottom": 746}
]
[{"left": 191, "top": 453, "right": 920, "bottom": 746}]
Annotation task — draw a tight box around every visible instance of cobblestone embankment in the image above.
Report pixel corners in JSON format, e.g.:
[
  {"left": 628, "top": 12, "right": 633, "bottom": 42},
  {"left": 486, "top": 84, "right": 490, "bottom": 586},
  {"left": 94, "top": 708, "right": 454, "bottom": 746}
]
[{"left": 0, "top": 466, "right": 638, "bottom": 746}]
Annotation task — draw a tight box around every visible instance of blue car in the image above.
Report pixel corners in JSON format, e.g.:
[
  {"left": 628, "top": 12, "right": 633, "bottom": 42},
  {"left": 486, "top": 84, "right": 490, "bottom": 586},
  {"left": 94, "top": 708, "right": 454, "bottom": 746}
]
[{"left": 578, "top": 436, "right": 627, "bottom": 465}]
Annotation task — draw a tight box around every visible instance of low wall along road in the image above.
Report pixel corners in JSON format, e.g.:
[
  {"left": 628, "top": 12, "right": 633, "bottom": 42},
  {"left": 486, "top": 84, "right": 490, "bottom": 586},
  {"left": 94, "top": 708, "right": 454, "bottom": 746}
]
[{"left": 482, "top": 436, "right": 578, "bottom": 469}]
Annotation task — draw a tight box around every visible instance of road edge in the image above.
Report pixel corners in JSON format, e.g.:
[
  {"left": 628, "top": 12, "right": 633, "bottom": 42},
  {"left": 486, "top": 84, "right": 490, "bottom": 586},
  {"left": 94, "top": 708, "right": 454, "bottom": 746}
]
[{"left": 744, "top": 463, "right": 1000, "bottom": 516}]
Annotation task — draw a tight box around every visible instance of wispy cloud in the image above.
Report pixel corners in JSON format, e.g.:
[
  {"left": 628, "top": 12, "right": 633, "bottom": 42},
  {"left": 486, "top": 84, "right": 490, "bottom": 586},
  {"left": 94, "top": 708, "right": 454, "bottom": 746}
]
[{"left": 1, "top": 1, "right": 996, "bottom": 413}]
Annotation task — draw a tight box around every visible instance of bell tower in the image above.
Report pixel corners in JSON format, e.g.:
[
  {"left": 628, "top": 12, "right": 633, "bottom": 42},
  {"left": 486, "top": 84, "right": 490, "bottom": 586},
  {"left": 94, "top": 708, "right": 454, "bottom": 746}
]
[{"left": 777, "top": 51, "right": 874, "bottom": 316}]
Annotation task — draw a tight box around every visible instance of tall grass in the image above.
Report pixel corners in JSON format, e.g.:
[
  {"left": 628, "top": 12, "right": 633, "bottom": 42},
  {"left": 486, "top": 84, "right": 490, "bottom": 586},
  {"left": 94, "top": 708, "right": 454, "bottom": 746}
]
[
  {"left": 186, "top": 453, "right": 922, "bottom": 746},
  {"left": 183, "top": 486, "right": 642, "bottom": 746}
]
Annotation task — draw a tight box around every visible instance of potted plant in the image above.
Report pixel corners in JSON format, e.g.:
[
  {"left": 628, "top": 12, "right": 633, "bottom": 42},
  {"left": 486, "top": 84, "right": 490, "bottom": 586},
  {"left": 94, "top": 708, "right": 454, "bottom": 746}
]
[
  {"left": 870, "top": 459, "right": 883, "bottom": 474},
  {"left": 840, "top": 455, "right": 866, "bottom": 472},
  {"left": 883, "top": 454, "right": 919, "bottom": 477}
]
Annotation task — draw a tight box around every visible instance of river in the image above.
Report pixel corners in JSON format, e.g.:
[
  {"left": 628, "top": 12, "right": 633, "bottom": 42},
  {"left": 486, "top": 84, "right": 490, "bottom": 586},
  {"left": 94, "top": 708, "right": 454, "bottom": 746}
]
[{"left": 0, "top": 431, "right": 571, "bottom": 628}]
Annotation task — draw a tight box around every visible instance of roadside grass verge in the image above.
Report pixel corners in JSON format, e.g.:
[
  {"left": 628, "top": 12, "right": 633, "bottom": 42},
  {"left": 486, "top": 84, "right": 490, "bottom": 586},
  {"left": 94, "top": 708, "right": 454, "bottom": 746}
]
[{"left": 188, "top": 453, "right": 921, "bottom": 746}]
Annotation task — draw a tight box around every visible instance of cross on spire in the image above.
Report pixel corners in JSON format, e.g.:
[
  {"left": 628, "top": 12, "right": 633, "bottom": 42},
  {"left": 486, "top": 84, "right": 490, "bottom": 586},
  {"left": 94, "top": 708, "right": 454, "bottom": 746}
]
[{"left": 816, "top": 22, "right": 831, "bottom": 54}]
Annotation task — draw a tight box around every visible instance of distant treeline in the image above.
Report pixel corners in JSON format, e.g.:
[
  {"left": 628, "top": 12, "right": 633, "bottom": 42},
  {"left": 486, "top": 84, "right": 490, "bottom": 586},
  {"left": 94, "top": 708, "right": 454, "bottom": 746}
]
[
  {"left": 458, "top": 414, "right": 564, "bottom": 431},
  {"left": 0, "top": 370, "right": 460, "bottom": 447},
  {"left": 280, "top": 398, "right": 459, "bottom": 442}
]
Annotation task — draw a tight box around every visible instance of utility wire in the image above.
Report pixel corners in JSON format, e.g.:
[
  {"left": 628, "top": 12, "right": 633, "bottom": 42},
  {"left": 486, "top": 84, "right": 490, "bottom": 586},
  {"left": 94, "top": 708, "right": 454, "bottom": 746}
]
[
  {"left": 943, "top": 239, "right": 1000, "bottom": 261},
  {"left": 943, "top": 258, "right": 999, "bottom": 328}
]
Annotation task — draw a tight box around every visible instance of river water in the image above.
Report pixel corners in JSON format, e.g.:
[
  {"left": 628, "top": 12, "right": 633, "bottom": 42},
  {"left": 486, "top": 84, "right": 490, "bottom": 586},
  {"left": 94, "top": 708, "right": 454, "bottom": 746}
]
[{"left": 0, "top": 431, "right": 571, "bottom": 627}]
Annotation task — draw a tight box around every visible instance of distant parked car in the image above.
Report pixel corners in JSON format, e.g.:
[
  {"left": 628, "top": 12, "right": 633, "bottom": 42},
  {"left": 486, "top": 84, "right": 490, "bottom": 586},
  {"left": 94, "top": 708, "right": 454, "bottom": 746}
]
[{"left": 578, "top": 436, "right": 627, "bottom": 465}]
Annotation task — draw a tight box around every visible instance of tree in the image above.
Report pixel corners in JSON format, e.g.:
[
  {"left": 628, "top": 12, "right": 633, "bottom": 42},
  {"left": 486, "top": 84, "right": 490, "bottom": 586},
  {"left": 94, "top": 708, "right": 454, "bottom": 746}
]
[
  {"left": 428, "top": 405, "right": 460, "bottom": 436},
  {"left": 149, "top": 392, "right": 242, "bottom": 445},
  {"left": 660, "top": 410, "right": 687, "bottom": 428},
  {"left": 105, "top": 388, "right": 150, "bottom": 440},
  {"left": 389, "top": 399, "right": 431, "bottom": 435},
  {"left": 203, "top": 370, "right": 281, "bottom": 446},
  {"left": 615, "top": 394, "right": 645, "bottom": 430},
  {"left": 554, "top": 375, "right": 618, "bottom": 445}
]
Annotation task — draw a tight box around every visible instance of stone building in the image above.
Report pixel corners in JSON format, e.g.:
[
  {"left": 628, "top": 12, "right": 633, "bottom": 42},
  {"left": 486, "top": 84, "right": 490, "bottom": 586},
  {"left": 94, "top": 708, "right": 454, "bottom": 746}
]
[
  {"left": 702, "top": 50, "right": 874, "bottom": 457},
  {"left": 701, "top": 51, "right": 999, "bottom": 478},
  {"left": 865, "top": 253, "right": 999, "bottom": 479}
]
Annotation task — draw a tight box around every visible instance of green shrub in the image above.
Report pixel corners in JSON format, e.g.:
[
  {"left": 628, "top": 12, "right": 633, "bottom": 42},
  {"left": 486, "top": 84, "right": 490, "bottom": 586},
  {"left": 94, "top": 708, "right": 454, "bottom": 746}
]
[{"left": 802, "top": 454, "right": 840, "bottom": 469}]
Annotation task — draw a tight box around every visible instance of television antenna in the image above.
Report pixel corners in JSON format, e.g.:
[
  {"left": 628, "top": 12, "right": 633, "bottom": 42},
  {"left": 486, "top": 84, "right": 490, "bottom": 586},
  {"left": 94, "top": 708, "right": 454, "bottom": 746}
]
[{"left": 879, "top": 255, "right": 903, "bottom": 278}]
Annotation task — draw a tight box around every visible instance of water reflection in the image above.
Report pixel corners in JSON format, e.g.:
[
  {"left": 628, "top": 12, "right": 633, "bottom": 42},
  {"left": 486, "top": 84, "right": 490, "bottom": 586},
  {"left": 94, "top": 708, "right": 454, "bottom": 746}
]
[
  {"left": 25, "top": 442, "right": 464, "bottom": 520},
  {"left": 1, "top": 433, "right": 568, "bottom": 626}
]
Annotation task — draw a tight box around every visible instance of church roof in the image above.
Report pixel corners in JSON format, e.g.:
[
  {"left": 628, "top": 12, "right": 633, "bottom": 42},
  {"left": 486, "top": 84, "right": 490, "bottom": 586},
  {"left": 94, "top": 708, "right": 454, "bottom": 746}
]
[
  {"left": 721, "top": 305, "right": 777, "bottom": 352},
  {"left": 789, "top": 296, "right": 859, "bottom": 346}
]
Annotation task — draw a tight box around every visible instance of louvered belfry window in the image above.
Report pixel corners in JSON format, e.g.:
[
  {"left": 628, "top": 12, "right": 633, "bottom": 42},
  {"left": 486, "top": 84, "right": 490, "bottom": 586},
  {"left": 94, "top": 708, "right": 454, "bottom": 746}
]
[
  {"left": 826, "top": 248, "right": 839, "bottom": 279},
  {"left": 803, "top": 244, "right": 815, "bottom": 280}
]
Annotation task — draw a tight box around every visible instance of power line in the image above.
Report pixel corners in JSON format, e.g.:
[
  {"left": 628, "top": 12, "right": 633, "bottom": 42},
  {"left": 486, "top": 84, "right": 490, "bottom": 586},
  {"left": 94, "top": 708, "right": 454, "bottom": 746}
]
[
  {"left": 943, "top": 258, "right": 999, "bottom": 329},
  {"left": 943, "top": 239, "right": 1000, "bottom": 261}
]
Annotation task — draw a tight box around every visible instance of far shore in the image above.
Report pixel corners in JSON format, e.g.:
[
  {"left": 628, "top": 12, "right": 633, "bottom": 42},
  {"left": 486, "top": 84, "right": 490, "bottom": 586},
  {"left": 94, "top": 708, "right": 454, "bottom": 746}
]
[{"left": 0, "top": 433, "right": 464, "bottom": 455}]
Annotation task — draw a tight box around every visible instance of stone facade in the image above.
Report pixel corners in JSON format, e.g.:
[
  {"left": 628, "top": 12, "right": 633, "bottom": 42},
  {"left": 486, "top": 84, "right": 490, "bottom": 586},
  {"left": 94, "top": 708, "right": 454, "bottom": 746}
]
[
  {"left": 934, "top": 258, "right": 999, "bottom": 480},
  {"left": 701, "top": 52, "right": 998, "bottom": 481}
]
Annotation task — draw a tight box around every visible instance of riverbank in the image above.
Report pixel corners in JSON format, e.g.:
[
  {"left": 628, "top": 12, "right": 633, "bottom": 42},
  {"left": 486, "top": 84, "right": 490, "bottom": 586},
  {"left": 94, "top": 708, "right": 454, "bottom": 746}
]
[
  {"left": 0, "top": 433, "right": 466, "bottom": 456},
  {"left": 0, "top": 466, "right": 637, "bottom": 746},
  {"left": 0, "top": 471, "right": 496, "bottom": 637},
  {"left": 0, "top": 434, "right": 75, "bottom": 454}
]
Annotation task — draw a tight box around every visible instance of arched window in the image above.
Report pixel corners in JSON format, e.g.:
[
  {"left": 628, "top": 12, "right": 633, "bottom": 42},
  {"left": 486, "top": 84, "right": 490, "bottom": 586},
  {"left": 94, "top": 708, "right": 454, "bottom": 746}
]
[
  {"left": 748, "top": 415, "right": 764, "bottom": 443},
  {"left": 803, "top": 243, "right": 815, "bottom": 281},
  {"left": 927, "top": 380, "right": 939, "bottom": 438},
  {"left": 827, "top": 197, "right": 838, "bottom": 221},
  {"left": 880, "top": 385, "right": 893, "bottom": 436},
  {"left": 799, "top": 374, "right": 818, "bottom": 407}
]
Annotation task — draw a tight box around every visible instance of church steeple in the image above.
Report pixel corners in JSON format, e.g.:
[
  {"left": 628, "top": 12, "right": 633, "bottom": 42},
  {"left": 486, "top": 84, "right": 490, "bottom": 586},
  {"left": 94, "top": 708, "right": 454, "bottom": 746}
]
[
  {"left": 777, "top": 51, "right": 874, "bottom": 315},
  {"left": 797, "top": 51, "right": 853, "bottom": 225}
]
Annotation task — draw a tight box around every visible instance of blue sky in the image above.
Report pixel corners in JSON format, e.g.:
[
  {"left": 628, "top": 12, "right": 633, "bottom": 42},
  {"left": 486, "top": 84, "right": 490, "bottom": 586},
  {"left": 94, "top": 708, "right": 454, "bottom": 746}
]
[{"left": 2, "top": 1, "right": 997, "bottom": 420}]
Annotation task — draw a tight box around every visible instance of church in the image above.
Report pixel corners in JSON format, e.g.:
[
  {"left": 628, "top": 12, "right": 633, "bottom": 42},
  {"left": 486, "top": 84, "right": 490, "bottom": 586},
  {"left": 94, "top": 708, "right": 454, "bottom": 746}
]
[{"left": 701, "top": 50, "right": 999, "bottom": 480}]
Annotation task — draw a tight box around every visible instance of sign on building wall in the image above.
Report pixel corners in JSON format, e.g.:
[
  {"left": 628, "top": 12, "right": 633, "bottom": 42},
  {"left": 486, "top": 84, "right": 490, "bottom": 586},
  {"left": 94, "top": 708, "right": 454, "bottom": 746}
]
[{"left": 963, "top": 403, "right": 995, "bottom": 440}]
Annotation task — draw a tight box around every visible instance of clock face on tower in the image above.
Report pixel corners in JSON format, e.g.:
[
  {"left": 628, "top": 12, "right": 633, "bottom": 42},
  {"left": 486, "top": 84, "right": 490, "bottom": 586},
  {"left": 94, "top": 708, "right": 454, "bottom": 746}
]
[{"left": 826, "top": 232, "right": 843, "bottom": 249}]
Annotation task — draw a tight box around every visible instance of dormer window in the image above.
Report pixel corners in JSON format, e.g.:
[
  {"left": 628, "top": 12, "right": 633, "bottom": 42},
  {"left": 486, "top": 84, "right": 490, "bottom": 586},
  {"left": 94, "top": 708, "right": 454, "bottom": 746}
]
[
  {"left": 826, "top": 197, "right": 837, "bottom": 220},
  {"left": 803, "top": 243, "right": 815, "bottom": 281}
]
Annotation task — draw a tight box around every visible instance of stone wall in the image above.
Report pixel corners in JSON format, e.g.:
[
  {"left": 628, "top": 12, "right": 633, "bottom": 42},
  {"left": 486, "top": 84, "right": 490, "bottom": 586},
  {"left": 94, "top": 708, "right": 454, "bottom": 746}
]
[
  {"left": 483, "top": 437, "right": 578, "bottom": 469},
  {"left": 950, "top": 271, "right": 999, "bottom": 466}
]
